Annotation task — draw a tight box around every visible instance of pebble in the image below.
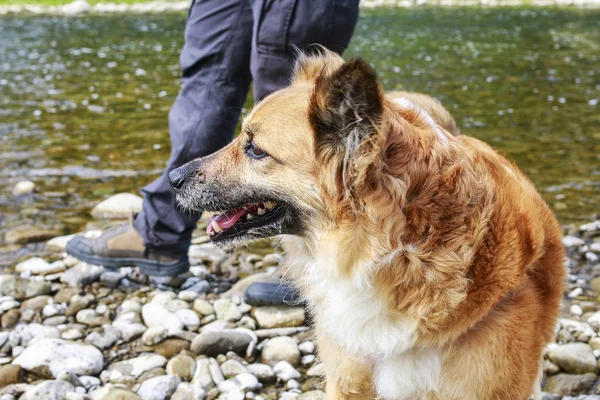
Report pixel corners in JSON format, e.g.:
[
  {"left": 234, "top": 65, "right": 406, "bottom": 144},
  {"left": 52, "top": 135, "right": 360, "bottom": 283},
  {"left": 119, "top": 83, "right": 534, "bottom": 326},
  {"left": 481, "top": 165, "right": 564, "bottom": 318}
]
[
  {"left": 547, "top": 343, "right": 599, "bottom": 374},
  {"left": 90, "top": 193, "right": 143, "bottom": 219},
  {"left": 142, "top": 303, "right": 185, "bottom": 334},
  {"left": 113, "top": 321, "right": 146, "bottom": 342},
  {"left": 213, "top": 299, "right": 242, "bottom": 322},
  {"left": 298, "top": 342, "right": 315, "bottom": 355},
  {"left": 21, "top": 380, "right": 75, "bottom": 400},
  {"left": 220, "top": 359, "right": 248, "bottom": 378},
  {"left": 85, "top": 325, "right": 121, "bottom": 349},
  {"left": 4, "top": 225, "right": 59, "bottom": 245},
  {"left": 13, "top": 181, "right": 35, "bottom": 196},
  {"left": 13, "top": 338, "right": 104, "bottom": 378},
  {"left": 261, "top": 336, "right": 300, "bottom": 367},
  {"left": 16, "top": 258, "right": 65, "bottom": 276},
  {"left": 0, "top": 275, "right": 52, "bottom": 300},
  {"left": 166, "top": 353, "right": 196, "bottom": 382},
  {"left": 61, "top": 263, "right": 104, "bottom": 287},
  {"left": 137, "top": 375, "right": 181, "bottom": 400},
  {"left": 176, "top": 309, "right": 201, "bottom": 331},
  {"left": 273, "top": 361, "right": 301, "bottom": 382},
  {"left": 88, "top": 385, "right": 142, "bottom": 399},
  {"left": 193, "top": 299, "right": 214, "bottom": 316},
  {"left": 108, "top": 353, "right": 167, "bottom": 378},
  {"left": 246, "top": 363, "right": 275, "bottom": 382},
  {"left": 142, "top": 326, "right": 169, "bottom": 346},
  {"left": 191, "top": 330, "right": 254, "bottom": 357},
  {"left": 252, "top": 307, "right": 305, "bottom": 329}
]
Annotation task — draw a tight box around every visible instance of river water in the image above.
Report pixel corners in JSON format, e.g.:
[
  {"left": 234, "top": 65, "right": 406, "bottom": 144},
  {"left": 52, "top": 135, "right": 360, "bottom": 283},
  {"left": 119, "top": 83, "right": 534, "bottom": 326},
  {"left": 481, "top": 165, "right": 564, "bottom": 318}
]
[{"left": 1, "top": 7, "right": 599, "bottom": 262}]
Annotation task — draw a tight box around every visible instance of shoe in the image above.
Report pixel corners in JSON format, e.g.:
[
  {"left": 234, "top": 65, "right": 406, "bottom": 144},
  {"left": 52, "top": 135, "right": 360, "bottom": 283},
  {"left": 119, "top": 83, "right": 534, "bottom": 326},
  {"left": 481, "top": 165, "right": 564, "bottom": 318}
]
[
  {"left": 244, "top": 281, "right": 304, "bottom": 306},
  {"left": 66, "top": 224, "right": 189, "bottom": 277}
]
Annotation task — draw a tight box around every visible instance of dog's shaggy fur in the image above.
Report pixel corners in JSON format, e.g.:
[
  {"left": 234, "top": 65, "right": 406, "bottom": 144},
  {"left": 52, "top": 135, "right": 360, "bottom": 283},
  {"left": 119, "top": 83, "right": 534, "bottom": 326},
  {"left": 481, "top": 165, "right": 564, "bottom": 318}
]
[{"left": 174, "top": 50, "right": 565, "bottom": 399}]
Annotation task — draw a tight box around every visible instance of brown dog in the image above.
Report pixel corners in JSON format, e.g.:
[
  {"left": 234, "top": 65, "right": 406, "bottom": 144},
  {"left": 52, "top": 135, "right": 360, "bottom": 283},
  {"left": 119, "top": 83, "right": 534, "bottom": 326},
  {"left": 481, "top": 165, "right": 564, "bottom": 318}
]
[{"left": 172, "top": 50, "right": 565, "bottom": 400}]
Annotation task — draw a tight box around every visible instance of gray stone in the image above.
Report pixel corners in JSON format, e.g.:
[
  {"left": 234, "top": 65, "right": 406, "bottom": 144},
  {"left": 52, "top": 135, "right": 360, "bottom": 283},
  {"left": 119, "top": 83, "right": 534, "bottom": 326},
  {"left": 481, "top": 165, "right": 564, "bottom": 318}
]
[
  {"left": 13, "top": 338, "right": 104, "bottom": 378},
  {"left": 61, "top": 263, "right": 103, "bottom": 287},
  {"left": 246, "top": 364, "right": 275, "bottom": 382},
  {"left": 220, "top": 360, "right": 247, "bottom": 378},
  {"left": 547, "top": 343, "right": 599, "bottom": 374},
  {"left": 261, "top": 336, "right": 300, "bottom": 367},
  {"left": 136, "top": 375, "right": 180, "bottom": 400},
  {"left": 21, "top": 380, "right": 75, "bottom": 400},
  {"left": 543, "top": 373, "right": 597, "bottom": 396},
  {"left": 191, "top": 330, "right": 253, "bottom": 357},
  {"left": 108, "top": 353, "right": 167, "bottom": 379},
  {"left": 85, "top": 325, "right": 121, "bottom": 349},
  {"left": 0, "top": 275, "right": 51, "bottom": 300}
]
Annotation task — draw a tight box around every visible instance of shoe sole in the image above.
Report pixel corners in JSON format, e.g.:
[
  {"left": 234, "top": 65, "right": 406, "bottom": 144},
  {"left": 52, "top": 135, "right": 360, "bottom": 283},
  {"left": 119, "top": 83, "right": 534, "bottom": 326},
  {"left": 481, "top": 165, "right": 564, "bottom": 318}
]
[{"left": 66, "top": 240, "right": 189, "bottom": 277}]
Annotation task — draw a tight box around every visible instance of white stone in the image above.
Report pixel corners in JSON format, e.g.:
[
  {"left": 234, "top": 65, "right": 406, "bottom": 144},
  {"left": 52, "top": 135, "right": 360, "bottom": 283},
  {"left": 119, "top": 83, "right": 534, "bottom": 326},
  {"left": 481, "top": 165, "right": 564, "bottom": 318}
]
[
  {"left": 108, "top": 353, "right": 167, "bottom": 378},
  {"left": 273, "top": 361, "right": 300, "bottom": 382},
  {"left": 13, "top": 338, "right": 104, "bottom": 377},
  {"left": 571, "top": 304, "right": 583, "bottom": 316},
  {"left": 16, "top": 257, "right": 65, "bottom": 276},
  {"left": 142, "top": 302, "right": 185, "bottom": 334},
  {"left": 137, "top": 375, "right": 180, "bottom": 400},
  {"left": 176, "top": 309, "right": 201, "bottom": 331},
  {"left": 14, "top": 323, "right": 60, "bottom": 346},
  {"left": 193, "top": 299, "right": 214, "bottom": 316},
  {"left": 113, "top": 321, "right": 146, "bottom": 342},
  {"left": 142, "top": 326, "right": 168, "bottom": 346},
  {"left": 179, "top": 290, "right": 200, "bottom": 302},
  {"left": 13, "top": 180, "right": 35, "bottom": 195},
  {"left": 306, "top": 363, "right": 325, "bottom": 377},
  {"left": 563, "top": 236, "right": 585, "bottom": 247},
  {"left": 0, "top": 300, "right": 19, "bottom": 312},
  {"left": 246, "top": 364, "right": 274, "bottom": 382},
  {"left": 220, "top": 360, "right": 248, "bottom": 378},
  {"left": 568, "top": 287, "right": 584, "bottom": 298},
  {"left": 213, "top": 299, "right": 242, "bottom": 322},
  {"left": 90, "top": 193, "right": 143, "bottom": 219},
  {"left": 22, "top": 380, "right": 75, "bottom": 400},
  {"left": 301, "top": 355, "right": 316, "bottom": 365},
  {"left": 61, "top": 0, "right": 90, "bottom": 15},
  {"left": 261, "top": 336, "right": 300, "bottom": 366}
]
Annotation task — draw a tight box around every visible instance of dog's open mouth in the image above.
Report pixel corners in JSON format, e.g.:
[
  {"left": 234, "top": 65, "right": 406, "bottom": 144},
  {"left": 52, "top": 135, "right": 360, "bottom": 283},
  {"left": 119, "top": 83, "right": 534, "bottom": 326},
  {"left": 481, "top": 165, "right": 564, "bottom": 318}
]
[{"left": 206, "top": 201, "right": 284, "bottom": 242}]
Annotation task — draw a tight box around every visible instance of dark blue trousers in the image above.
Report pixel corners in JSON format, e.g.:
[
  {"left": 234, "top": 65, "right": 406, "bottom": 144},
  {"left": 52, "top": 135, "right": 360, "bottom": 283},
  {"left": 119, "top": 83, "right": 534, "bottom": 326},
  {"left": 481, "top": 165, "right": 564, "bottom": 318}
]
[{"left": 135, "top": 0, "right": 359, "bottom": 251}]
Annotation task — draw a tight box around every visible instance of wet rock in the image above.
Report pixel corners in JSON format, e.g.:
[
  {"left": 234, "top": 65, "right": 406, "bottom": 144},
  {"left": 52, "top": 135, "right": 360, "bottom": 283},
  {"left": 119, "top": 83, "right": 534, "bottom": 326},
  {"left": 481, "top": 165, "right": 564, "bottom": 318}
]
[
  {"left": 62, "top": 263, "right": 104, "bottom": 287},
  {"left": 142, "top": 303, "right": 184, "bottom": 333},
  {"left": 136, "top": 375, "right": 180, "bottom": 400},
  {"left": 0, "top": 365, "right": 24, "bottom": 387},
  {"left": 21, "top": 380, "right": 75, "bottom": 400},
  {"left": 0, "top": 275, "right": 52, "bottom": 300},
  {"left": 261, "top": 337, "right": 300, "bottom": 367},
  {"left": 246, "top": 364, "right": 275, "bottom": 382},
  {"left": 91, "top": 193, "right": 142, "bottom": 219},
  {"left": 4, "top": 225, "right": 59, "bottom": 245},
  {"left": 273, "top": 361, "right": 301, "bottom": 382},
  {"left": 191, "top": 330, "right": 253, "bottom": 357},
  {"left": 13, "top": 338, "right": 104, "bottom": 378},
  {"left": 166, "top": 354, "right": 196, "bottom": 382},
  {"left": 85, "top": 325, "right": 121, "bottom": 349},
  {"left": 253, "top": 307, "right": 305, "bottom": 329},
  {"left": 108, "top": 353, "right": 167, "bottom": 379},
  {"left": 13, "top": 181, "right": 35, "bottom": 196},
  {"left": 153, "top": 338, "right": 191, "bottom": 358},
  {"left": 213, "top": 299, "right": 241, "bottom": 322},
  {"left": 16, "top": 258, "right": 65, "bottom": 276},
  {"left": 88, "top": 385, "right": 142, "bottom": 400},
  {"left": 2, "top": 309, "right": 20, "bottom": 329},
  {"left": 544, "top": 373, "right": 597, "bottom": 395},
  {"left": 548, "top": 343, "right": 599, "bottom": 374}
]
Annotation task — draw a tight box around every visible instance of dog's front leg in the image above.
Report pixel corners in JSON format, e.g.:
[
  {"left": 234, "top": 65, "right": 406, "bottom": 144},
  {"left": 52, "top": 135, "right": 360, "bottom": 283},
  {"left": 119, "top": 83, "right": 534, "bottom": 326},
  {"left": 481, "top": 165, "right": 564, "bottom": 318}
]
[{"left": 315, "top": 322, "right": 375, "bottom": 400}]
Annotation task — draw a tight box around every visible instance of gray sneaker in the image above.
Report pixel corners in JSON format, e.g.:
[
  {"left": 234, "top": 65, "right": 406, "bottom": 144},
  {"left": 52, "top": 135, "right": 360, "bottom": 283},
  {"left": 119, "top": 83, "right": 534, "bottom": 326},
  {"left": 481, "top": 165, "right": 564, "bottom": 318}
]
[{"left": 66, "top": 224, "right": 189, "bottom": 277}]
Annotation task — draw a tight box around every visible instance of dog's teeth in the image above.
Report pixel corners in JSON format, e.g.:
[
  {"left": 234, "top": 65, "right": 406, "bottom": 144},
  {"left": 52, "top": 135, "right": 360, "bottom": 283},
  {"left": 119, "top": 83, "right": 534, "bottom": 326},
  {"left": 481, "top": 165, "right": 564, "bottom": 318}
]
[
  {"left": 257, "top": 207, "right": 265, "bottom": 215},
  {"left": 264, "top": 201, "right": 276, "bottom": 209},
  {"left": 247, "top": 214, "right": 253, "bottom": 220},
  {"left": 212, "top": 220, "right": 223, "bottom": 233}
]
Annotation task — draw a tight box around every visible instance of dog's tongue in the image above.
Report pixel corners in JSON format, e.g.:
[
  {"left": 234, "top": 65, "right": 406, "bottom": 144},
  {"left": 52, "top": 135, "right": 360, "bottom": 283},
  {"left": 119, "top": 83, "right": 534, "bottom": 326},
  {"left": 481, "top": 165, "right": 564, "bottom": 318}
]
[{"left": 209, "top": 208, "right": 247, "bottom": 231}]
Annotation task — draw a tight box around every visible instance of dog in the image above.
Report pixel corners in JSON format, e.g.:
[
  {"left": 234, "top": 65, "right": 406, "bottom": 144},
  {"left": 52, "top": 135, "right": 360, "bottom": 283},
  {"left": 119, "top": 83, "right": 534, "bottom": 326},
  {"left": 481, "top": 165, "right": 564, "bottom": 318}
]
[{"left": 170, "top": 50, "right": 565, "bottom": 400}]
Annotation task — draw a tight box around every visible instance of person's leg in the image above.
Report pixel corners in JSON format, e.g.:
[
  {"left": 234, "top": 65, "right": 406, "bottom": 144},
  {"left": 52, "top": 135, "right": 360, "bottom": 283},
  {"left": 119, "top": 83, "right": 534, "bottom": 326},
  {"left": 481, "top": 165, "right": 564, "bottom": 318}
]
[
  {"left": 243, "top": 0, "right": 360, "bottom": 305},
  {"left": 136, "top": 0, "right": 254, "bottom": 253},
  {"left": 67, "top": 0, "right": 254, "bottom": 276},
  {"left": 250, "top": 0, "right": 359, "bottom": 102}
]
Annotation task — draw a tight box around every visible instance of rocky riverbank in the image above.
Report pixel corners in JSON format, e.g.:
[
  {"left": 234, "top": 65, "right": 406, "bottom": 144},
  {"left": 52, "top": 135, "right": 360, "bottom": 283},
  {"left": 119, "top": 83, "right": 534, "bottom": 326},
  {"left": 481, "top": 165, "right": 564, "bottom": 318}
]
[
  {"left": 1, "top": 0, "right": 600, "bottom": 16},
  {"left": 1, "top": 192, "right": 600, "bottom": 399}
]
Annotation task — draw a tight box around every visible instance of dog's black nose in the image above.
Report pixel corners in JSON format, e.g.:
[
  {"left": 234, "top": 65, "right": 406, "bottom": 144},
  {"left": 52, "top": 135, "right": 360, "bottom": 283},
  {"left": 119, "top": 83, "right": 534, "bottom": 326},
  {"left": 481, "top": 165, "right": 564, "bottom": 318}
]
[{"left": 168, "top": 168, "right": 186, "bottom": 190}]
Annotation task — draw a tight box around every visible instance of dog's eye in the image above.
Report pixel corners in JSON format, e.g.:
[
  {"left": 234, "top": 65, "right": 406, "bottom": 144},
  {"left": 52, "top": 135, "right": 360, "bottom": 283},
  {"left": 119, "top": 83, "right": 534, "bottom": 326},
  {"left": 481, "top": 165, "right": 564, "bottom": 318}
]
[{"left": 245, "top": 141, "right": 268, "bottom": 160}]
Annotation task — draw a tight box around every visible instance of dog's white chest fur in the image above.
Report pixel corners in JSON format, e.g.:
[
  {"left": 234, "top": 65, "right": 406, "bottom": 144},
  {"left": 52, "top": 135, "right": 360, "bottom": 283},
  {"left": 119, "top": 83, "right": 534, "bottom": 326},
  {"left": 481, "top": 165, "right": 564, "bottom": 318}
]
[{"left": 288, "top": 237, "right": 440, "bottom": 399}]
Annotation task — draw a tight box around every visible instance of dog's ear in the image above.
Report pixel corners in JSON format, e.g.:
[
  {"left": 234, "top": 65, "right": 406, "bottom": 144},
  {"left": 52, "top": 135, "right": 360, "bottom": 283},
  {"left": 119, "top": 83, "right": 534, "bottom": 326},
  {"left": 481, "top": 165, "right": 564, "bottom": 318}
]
[{"left": 309, "top": 58, "right": 383, "bottom": 153}]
